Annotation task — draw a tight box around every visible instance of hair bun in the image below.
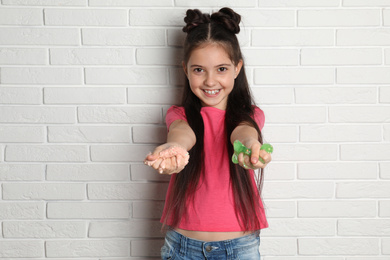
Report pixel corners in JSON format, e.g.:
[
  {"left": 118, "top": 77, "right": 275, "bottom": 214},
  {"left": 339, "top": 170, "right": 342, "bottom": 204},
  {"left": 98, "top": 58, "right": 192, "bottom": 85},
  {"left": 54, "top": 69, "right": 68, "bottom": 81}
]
[
  {"left": 211, "top": 7, "right": 241, "bottom": 34},
  {"left": 183, "top": 9, "right": 211, "bottom": 33}
]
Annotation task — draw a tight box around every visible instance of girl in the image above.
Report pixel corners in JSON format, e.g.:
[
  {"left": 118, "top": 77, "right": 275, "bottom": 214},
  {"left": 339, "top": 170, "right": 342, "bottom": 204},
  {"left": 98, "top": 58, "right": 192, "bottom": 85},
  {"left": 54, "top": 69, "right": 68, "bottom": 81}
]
[{"left": 144, "top": 7, "right": 272, "bottom": 260}]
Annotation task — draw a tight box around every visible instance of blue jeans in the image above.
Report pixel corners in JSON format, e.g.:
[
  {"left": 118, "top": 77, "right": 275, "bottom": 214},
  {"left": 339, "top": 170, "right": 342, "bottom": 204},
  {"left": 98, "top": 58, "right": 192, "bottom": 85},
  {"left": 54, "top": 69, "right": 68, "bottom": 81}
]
[{"left": 161, "top": 229, "right": 261, "bottom": 260}]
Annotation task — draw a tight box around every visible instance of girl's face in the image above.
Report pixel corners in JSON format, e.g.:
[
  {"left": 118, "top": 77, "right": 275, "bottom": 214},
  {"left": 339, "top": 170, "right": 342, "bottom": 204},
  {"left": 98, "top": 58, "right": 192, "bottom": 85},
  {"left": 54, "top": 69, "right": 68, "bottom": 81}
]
[{"left": 183, "top": 43, "right": 242, "bottom": 110}]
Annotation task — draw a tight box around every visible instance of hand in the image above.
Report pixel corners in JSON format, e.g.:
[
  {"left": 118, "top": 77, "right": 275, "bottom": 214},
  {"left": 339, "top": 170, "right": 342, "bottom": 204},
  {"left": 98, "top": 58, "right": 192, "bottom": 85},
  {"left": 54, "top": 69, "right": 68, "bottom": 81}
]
[
  {"left": 144, "top": 143, "right": 190, "bottom": 175},
  {"left": 237, "top": 139, "right": 272, "bottom": 170}
]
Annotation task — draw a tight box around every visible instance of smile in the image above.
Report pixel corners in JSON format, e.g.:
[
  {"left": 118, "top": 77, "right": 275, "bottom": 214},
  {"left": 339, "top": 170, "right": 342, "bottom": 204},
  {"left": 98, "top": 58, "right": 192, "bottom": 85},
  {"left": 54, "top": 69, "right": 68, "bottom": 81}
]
[{"left": 203, "top": 89, "right": 220, "bottom": 95}]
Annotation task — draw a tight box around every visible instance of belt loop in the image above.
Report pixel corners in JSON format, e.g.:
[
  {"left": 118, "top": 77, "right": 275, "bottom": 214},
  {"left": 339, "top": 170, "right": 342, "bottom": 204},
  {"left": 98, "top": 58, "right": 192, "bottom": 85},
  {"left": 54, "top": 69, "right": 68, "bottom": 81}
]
[
  {"left": 179, "top": 233, "right": 187, "bottom": 256},
  {"left": 224, "top": 240, "right": 234, "bottom": 259}
]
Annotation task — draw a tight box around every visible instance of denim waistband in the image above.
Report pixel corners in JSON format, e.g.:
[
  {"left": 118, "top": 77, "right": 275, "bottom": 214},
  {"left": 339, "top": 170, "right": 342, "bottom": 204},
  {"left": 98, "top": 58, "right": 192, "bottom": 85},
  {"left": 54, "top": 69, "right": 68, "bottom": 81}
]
[{"left": 165, "top": 229, "right": 260, "bottom": 258}]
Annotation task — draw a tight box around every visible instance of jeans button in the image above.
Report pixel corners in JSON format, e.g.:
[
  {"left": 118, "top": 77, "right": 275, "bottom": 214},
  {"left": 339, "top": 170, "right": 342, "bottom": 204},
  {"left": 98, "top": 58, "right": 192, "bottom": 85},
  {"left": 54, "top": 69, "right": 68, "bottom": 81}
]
[{"left": 205, "top": 245, "right": 212, "bottom": 252}]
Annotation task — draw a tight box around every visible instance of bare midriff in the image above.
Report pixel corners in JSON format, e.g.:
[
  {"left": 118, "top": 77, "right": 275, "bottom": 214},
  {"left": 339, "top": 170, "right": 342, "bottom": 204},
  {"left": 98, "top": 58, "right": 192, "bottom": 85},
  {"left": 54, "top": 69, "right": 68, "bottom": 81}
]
[{"left": 174, "top": 228, "right": 252, "bottom": 242}]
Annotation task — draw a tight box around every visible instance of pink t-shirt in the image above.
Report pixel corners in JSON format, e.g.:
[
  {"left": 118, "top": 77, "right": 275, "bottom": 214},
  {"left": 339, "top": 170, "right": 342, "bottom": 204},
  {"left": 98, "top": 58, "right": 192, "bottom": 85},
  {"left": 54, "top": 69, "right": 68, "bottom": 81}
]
[{"left": 161, "top": 105, "right": 268, "bottom": 232}]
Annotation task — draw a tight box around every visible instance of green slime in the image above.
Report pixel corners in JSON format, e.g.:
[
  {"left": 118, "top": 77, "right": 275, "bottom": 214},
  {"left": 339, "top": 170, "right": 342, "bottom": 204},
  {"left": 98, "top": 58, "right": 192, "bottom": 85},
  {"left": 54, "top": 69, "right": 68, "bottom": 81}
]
[{"left": 232, "top": 140, "right": 273, "bottom": 164}]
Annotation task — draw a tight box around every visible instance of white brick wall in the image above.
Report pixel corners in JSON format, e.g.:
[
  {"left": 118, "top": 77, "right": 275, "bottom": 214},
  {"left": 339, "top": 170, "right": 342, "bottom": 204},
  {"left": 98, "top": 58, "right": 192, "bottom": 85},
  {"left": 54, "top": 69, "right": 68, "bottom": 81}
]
[{"left": 0, "top": 0, "right": 389, "bottom": 259}]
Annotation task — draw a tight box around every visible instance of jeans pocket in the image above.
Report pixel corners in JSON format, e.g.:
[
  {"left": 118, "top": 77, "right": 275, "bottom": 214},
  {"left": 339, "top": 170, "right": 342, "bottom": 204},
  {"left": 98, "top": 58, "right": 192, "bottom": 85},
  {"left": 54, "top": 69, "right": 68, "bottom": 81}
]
[{"left": 161, "top": 239, "right": 176, "bottom": 260}]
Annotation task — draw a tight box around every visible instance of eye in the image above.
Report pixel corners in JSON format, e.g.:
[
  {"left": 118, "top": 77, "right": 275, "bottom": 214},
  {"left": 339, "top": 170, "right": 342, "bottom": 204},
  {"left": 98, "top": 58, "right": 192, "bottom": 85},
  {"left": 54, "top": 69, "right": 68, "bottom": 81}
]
[
  {"left": 193, "top": 68, "right": 203, "bottom": 73},
  {"left": 218, "top": 67, "right": 227, "bottom": 72}
]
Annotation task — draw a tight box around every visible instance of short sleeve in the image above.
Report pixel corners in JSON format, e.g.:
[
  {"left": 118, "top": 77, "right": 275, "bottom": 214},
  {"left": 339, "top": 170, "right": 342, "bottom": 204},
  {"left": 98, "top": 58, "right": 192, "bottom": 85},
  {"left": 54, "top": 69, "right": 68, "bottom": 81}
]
[
  {"left": 253, "top": 106, "right": 265, "bottom": 130},
  {"left": 165, "top": 106, "right": 187, "bottom": 130}
]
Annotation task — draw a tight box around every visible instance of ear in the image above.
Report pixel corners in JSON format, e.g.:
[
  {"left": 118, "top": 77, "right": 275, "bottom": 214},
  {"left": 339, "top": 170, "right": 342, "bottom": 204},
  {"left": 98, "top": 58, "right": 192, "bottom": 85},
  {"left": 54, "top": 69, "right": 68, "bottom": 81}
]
[
  {"left": 234, "top": 59, "right": 243, "bottom": 79},
  {"left": 182, "top": 61, "right": 188, "bottom": 78}
]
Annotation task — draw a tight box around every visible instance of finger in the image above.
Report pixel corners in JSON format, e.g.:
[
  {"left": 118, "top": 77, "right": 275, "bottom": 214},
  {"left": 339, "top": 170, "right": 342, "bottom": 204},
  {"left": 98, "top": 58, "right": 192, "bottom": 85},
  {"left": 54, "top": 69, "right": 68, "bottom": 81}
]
[
  {"left": 151, "top": 158, "right": 163, "bottom": 171},
  {"left": 250, "top": 142, "right": 261, "bottom": 165},
  {"left": 259, "top": 150, "right": 272, "bottom": 164}
]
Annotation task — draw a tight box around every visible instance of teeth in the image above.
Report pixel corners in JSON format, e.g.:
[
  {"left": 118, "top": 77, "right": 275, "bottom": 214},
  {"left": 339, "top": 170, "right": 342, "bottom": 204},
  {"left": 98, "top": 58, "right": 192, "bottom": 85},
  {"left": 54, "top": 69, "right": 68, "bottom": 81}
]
[{"left": 204, "top": 89, "right": 220, "bottom": 95}]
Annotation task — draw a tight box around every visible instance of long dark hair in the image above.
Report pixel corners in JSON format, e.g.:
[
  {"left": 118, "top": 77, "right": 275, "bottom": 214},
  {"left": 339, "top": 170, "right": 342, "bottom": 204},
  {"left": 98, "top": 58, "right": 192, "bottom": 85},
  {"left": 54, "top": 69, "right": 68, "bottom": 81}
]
[{"left": 163, "top": 7, "right": 264, "bottom": 231}]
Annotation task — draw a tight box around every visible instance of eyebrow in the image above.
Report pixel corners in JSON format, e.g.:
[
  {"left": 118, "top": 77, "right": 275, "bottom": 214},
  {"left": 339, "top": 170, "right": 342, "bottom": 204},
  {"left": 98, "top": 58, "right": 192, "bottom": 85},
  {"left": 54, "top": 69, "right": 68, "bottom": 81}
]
[{"left": 190, "top": 64, "right": 233, "bottom": 68}]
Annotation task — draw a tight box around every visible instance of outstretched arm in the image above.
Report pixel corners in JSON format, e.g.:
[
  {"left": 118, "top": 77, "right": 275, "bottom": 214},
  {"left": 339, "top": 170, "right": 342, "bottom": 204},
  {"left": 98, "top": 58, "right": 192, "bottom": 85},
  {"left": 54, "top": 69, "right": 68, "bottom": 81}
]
[
  {"left": 144, "top": 120, "right": 196, "bottom": 174},
  {"left": 230, "top": 124, "right": 271, "bottom": 170}
]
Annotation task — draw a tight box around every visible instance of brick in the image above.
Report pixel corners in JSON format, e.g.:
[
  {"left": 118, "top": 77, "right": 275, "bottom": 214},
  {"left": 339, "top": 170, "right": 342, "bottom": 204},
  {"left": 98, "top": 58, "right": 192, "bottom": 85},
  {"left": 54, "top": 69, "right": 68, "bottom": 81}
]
[
  {"left": 2, "top": 0, "right": 86, "bottom": 5},
  {"left": 176, "top": 0, "right": 255, "bottom": 7},
  {"left": 0, "top": 106, "right": 75, "bottom": 123},
  {"left": 343, "top": 0, "right": 390, "bottom": 6},
  {"left": 1, "top": 67, "right": 82, "bottom": 84},
  {"left": 2, "top": 183, "right": 85, "bottom": 200},
  {"left": 244, "top": 49, "right": 298, "bottom": 66},
  {"left": 341, "top": 144, "right": 390, "bottom": 161},
  {"left": 260, "top": 238, "right": 297, "bottom": 256},
  {"left": 0, "top": 48, "right": 47, "bottom": 65},
  {"left": 48, "top": 126, "right": 130, "bottom": 143},
  {"left": 273, "top": 144, "right": 337, "bottom": 161},
  {"left": 47, "top": 202, "right": 129, "bottom": 219},
  {"left": 268, "top": 257, "right": 344, "bottom": 260},
  {"left": 130, "top": 9, "right": 184, "bottom": 26},
  {"left": 0, "top": 126, "right": 44, "bottom": 142},
  {"left": 298, "top": 9, "right": 380, "bottom": 27},
  {"left": 85, "top": 67, "right": 166, "bottom": 84},
  {"left": 329, "top": 106, "right": 390, "bottom": 123},
  {"left": 88, "top": 183, "right": 168, "bottom": 200},
  {"left": 0, "top": 28, "right": 79, "bottom": 45},
  {"left": 45, "top": 8, "right": 127, "bottom": 26},
  {"left": 132, "top": 201, "right": 165, "bottom": 219},
  {"left": 301, "top": 48, "right": 382, "bottom": 65},
  {"left": 89, "top": 220, "right": 162, "bottom": 238},
  {"left": 296, "top": 87, "right": 376, "bottom": 104},
  {"left": 0, "top": 202, "right": 44, "bottom": 219},
  {"left": 263, "top": 181, "right": 334, "bottom": 199},
  {"left": 300, "top": 125, "right": 381, "bottom": 142},
  {"left": 264, "top": 162, "right": 295, "bottom": 180},
  {"left": 47, "top": 164, "right": 129, "bottom": 181},
  {"left": 5, "top": 145, "right": 88, "bottom": 162},
  {"left": 298, "top": 200, "right": 376, "bottom": 217},
  {"left": 298, "top": 238, "right": 379, "bottom": 255},
  {"left": 380, "top": 87, "right": 390, "bottom": 103},
  {"left": 262, "top": 219, "right": 335, "bottom": 237},
  {"left": 261, "top": 126, "right": 298, "bottom": 143},
  {"left": 0, "top": 87, "right": 42, "bottom": 104},
  {"left": 3, "top": 221, "right": 86, "bottom": 238},
  {"left": 254, "top": 68, "right": 334, "bottom": 85},
  {"left": 260, "top": 0, "right": 340, "bottom": 7},
  {"left": 131, "top": 164, "right": 170, "bottom": 182},
  {"left": 44, "top": 87, "right": 126, "bottom": 104},
  {"left": 0, "top": 164, "right": 44, "bottom": 181},
  {"left": 131, "top": 239, "right": 164, "bottom": 257},
  {"left": 90, "top": 0, "right": 173, "bottom": 6},
  {"left": 384, "top": 125, "right": 390, "bottom": 141},
  {"left": 0, "top": 241, "right": 43, "bottom": 257},
  {"left": 90, "top": 145, "right": 158, "bottom": 162},
  {"left": 337, "top": 67, "right": 390, "bottom": 84},
  {"left": 263, "top": 201, "right": 296, "bottom": 218},
  {"left": 239, "top": 10, "right": 295, "bottom": 27},
  {"left": 78, "top": 106, "right": 162, "bottom": 124},
  {"left": 128, "top": 87, "right": 183, "bottom": 105},
  {"left": 0, "top": 8, "right": 43, "bottom": 25},
  {"left": 298, "top": 162, "right": 377, "bottom": 179},
  {"left": 337, "top": 29, "right": 390, "bottom": 46},
  {"left": 46, "top": 240, "right": 129, "bottom": 257},
  {"left": 337, "top": 181, "right": 390, "bottom": 198},
  {"left": 252, "top": 29, "right": 334, "bottom": 46},
  {"left": 384, "top": 239, "right": 390, "bottom": 254},
  {"left": 380, "top": 201, "right": 390, "bottom": 216},
  {"left": 383, "top": 9, "right": 390, "bottom": 26},
  {"left": 263, "top": 107, "right": 327, "bottom": 124},
  {"left": 338, "top": 219, "right": 390, "bottom": 236},
  {"left": 50, "top": 48, "right": 133, "bottom": 65},
  {"left": 133, "top": 125, "right": 167, "bottom": 144},
  {"left": 82, "top": 28, "right": 165, "bottom": 46},
  {"left": 380, "top": 163, "right": 390, "bottom": 179},
  {"left": 137, "top": 48, "right": 182, "bottom": 65}
]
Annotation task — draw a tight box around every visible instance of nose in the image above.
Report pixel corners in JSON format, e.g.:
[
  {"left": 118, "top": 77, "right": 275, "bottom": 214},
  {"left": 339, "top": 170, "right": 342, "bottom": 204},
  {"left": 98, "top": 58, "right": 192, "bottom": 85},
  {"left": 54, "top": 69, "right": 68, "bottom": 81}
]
[{"left": 204, "top": 72, "right": 217, "bottom": 87}]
